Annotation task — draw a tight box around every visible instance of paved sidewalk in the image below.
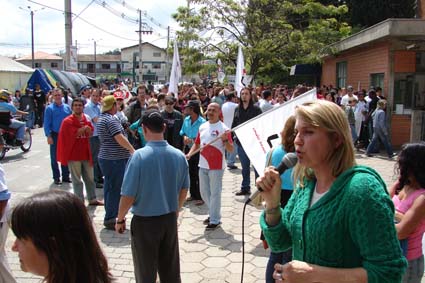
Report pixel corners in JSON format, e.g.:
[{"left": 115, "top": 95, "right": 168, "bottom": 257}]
[{"left": 4, "top": 149, "right": 412, "bottom": 282}]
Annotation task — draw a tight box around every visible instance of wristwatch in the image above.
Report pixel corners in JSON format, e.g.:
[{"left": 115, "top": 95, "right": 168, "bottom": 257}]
[{"left": 116, "top": 217, "right": 126, "bottom": 224}]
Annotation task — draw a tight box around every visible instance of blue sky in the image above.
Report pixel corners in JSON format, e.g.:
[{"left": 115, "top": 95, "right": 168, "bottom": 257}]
[{"left": 0, "top": 0, "right": 186, "bottom": 57}]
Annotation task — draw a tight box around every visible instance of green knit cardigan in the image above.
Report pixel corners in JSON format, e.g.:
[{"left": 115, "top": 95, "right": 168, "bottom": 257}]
[{"left": 260, "top": 165, "right": 407, "bottom": 283}]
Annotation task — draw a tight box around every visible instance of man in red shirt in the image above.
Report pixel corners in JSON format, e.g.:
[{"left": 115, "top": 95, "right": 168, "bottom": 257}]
[{"left": 57, "top": 98, "right": 103, "bottom": 205}]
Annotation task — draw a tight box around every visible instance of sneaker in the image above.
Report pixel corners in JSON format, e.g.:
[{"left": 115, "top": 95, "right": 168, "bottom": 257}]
[
  {"left": 227, "top": 165, "right": 238, "bottom": 170},
  {"left": 206, "top": 223, "right": 221, "bottom": 230},
  {"left": 203, "top": 217, "right": 210, "bottom": 225},
  {"left": 62, "top": 178, "right": 72, "bottom": 183},
  {"left": 53, "top": 179, "right": 62, "bottom": 185},
  {"left": 194, "top": 200, "right": 204, "bottom": 206},
  {"left": 389, "top": 153, "right": 397, "bottom": 159},
  {"left": 235, "top": 190, "right": 251, "bottom": 196}
]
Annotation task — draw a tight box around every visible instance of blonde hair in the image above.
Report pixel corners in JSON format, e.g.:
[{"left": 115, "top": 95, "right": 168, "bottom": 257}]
[
  {"left": 293, "top": 100, "right": 356, "bottom": 187},
  {"left": 377, "top": 99, "right": 386, "bottom": 109}
]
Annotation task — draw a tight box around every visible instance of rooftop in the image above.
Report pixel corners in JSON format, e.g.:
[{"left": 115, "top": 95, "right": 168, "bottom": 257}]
[{"left": 16, "top": 51, "right": 63, "bottom": 61}]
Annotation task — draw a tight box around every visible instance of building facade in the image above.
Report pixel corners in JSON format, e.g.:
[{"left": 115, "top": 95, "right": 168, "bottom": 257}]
[
  {"left": 321, "top": 19, "right": 425, "bottom": 147},
  {"left": 16, "top": 51, "right": 63, "bottom": 70},
  {"left": 121, "top": 42, "right": 168, "bottom": 83},
  {"left": 77, "top": 54, "right": 121, "bottom": 79}
]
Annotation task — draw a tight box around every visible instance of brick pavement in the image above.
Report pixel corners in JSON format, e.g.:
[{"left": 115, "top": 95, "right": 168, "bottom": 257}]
[{"left": 5, "top": 149, "right": 417, "bottom": 282}]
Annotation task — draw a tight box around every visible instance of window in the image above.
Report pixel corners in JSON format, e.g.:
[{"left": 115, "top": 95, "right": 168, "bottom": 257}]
[
  {"left": 370, "top": 73, "right": 384, "bottom": 90},
  {"left": 153, "top": 52, "right": 161, "bottom": 57},
  {"left": 51, "top": 62, "right": 58, "bottom": 68},
  {"left": 35, "top": 62, "right": 42, "bottom": 68},
  {"left": 152, "top": 63, "right": 161, "bottom": 69},
  {"left": 394, "top": 73, "right": 414, "bottom": 112},
  {"left": 101, "top": 64, "right": 111, "bottom": 69},
  {"left": 336, "top": 61, "right": 347, "bottom": 88},
  {"left": 87, "top": 64, "right": 95, "bottom": 73}
]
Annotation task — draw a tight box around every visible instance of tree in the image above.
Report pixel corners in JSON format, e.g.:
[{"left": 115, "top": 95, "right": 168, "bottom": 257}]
[
  {"left": 318, "top": 0, "right": 416, "bottom": 29},
  {"left": 173, "top": 0, "right": 351, "bottom": 83},
  {"left": 103, "top": 49, "right": 121, "bottom": 55}
]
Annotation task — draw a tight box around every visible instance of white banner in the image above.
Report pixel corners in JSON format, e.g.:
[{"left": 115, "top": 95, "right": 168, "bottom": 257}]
[
  {"left": 69, "top": 46, "right": 78, "bottom": 72},
  {"left": 233, "top": 88, "right": 317, "bottom": 174},
  {"left": 235, "top": 46, "right": 246, "bottom": 96},
  {"left": 169, "top": 41, "right": 181, "bottom": 98}
]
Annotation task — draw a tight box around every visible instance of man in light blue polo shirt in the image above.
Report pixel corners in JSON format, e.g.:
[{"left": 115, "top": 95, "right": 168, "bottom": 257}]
[
  {"left": 116, "top": 109, "right": 189, "bottom": 283},
  {"left": 84, "top": 89, "right": 103, "bottom": 188},
  {"left": 179, "top": 100, "right": 206, "bottom": 205}
]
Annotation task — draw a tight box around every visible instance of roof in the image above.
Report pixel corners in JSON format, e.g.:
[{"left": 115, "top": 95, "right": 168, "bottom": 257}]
[
  {"left": 16, "top": 51, "right": 63, "bottom": 61},
  {"left": 325, "top": 18, "right": 425, "bottom": 55},
  {"left": 121, "top": 42, "right": 165, "bottom": 52},
  {"left": 78, "top": 54, "right": 121, "bottom": 62},
  {"left": 0, "top": 55, "right": 33, "bottom": 73}
]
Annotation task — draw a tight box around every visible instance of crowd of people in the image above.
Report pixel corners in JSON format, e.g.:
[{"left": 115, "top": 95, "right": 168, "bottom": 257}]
[{"left": 0, "top": 78, "right": 423, "bottom": 283}]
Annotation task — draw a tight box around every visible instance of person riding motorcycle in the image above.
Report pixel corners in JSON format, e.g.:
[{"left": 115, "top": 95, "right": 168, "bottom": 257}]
[{"left": 0, "top": 90, "right": 28, "bottom": 146}]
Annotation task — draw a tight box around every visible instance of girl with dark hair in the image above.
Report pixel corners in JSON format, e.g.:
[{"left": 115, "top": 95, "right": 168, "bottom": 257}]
[
  {"left": 390, "top": 142, "right": 425, "bottom": 283},
  {"left": 11, "top": 190, "right": 113, "bottom": 283}
]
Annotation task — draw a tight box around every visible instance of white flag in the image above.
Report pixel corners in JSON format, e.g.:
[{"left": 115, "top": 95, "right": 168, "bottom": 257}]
[
  {"left": 169, "top": 41, "right": 181, "bottom": 98},
  {"left": 235, "top": 46, "right": 246, "bottom": 96},
  {"left": 233, "top": 88, "right": 317, "bottom": 174},
  {"left": 217, "top": 58, "right": 225, "bottom": 83}
]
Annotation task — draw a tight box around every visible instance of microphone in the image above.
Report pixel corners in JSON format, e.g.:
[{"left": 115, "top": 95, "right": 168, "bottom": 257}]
[{"left": 246, "top": 152, "right": 298, "bottom": 204}]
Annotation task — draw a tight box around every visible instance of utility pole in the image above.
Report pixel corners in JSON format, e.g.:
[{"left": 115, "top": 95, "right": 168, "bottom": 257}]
[
  {"left": 94, "top": 40, "right": 97, "bottom": 78},
  {"left": 19, "top": 6, "right": 44, "bottom": 69},
  {"left": 138, "top": 9, "right": 142, "bottom": 84},
  {"left": 30, "top": 10, "right": 34, "bottom": 68},
  {"left": 136, "top": 9, "right": 152, "bottom": 84},
  {"left": 64, "top": 0, "right": 72, "bottom": 71},
  {"left": 165, "top": 26, "right": 170, "bottom": 82}
]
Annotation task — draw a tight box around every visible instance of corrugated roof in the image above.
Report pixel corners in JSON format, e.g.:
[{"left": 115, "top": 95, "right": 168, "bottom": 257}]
[
  {"left": 0, "top": 55, "right": 34, "bottom": 73},
  {"left": 16, "top": 51, "right": 63, "bottom": 61},
  {"left": 78, "top": 54, "right": 121, "bottom": 62}
]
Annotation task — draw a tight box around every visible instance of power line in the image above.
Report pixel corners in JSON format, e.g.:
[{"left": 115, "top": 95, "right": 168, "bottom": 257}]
[
  {"left": 109, "top": 0, "right": 169, "bottom": 30},
  {"left": 27, "top": 0, "right": 138, "bottom": 42},
  {"left": 93, "top": 0, "right": 138, "bottom": 24}
]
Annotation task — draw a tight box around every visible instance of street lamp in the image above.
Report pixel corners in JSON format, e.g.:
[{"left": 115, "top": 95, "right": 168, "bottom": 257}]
[{"left": 19, "top": 6, "right": 44, "bottom": 69}]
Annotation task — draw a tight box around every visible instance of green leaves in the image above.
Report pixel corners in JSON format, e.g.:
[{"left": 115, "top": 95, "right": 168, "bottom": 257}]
[{"left": 173, "top": 0, "right": 351, "bottom": 83}]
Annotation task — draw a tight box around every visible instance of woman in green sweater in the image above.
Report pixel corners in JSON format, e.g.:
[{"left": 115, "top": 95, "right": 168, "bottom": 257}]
[{"left": 257, "top": 100, "right": 406, "bottom": 283}]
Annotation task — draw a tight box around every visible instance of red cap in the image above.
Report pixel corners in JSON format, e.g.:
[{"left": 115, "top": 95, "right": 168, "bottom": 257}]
[{"left": 113, "top": 90, "right": 125, "bottom": 100}]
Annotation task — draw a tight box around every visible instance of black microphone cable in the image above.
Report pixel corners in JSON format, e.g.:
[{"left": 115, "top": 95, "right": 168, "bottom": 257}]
[{"left": 239, "top": 152, "right": 297, "bottom": 283}]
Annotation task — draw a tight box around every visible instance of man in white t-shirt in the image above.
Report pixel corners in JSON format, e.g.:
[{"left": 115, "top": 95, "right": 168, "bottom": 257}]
[
  {"left": 340, "top": 85, "right": 358, "bottom": 107},
  {"left": 186, "top": 103, "right": 234, "bottom": 230},
  {"left": 221, "top": 92, "right": 238, "bottom": 169}
]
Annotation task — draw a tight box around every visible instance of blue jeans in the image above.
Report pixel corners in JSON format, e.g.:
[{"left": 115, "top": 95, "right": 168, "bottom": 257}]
[
  {"left": 24, "top": 111, "right": 35, "bottom": 129},
  {"left": 89, "top": 136, "right": 103, "bottom": 183},
  {"left": 68, "top": 160, "right": 97, "bottom": 202},
  {"left": 199, "top": 168, "right": 224, "bottom": 225},
  {"left": 50, "top": 133, "right": 69, "bottom": 181},
  {"left": 349, "top": 124, "right": 358, "bottom": 143},
  {"left": 9, "top": 119, "right": 25, "bottom": 141},
  {"left": 99, "top": 158, "right": 128, "bottom": 222},
  {"left": 238, "top": 145, "right": 258, "bottom": 192},
  {"left": 265, "top": 250, "right": 292, "bottom": 283},
  {"left": 366, "top": 129, "right": 393, "bottom": 157},
  {"left": 226, "top": 143, "right": 238, "bottom": 166}
]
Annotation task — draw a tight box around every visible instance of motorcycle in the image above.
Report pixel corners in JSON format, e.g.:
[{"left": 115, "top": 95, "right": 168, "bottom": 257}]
[{"left": 0, "top": 119, "right": 32, "bottom": 160}]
